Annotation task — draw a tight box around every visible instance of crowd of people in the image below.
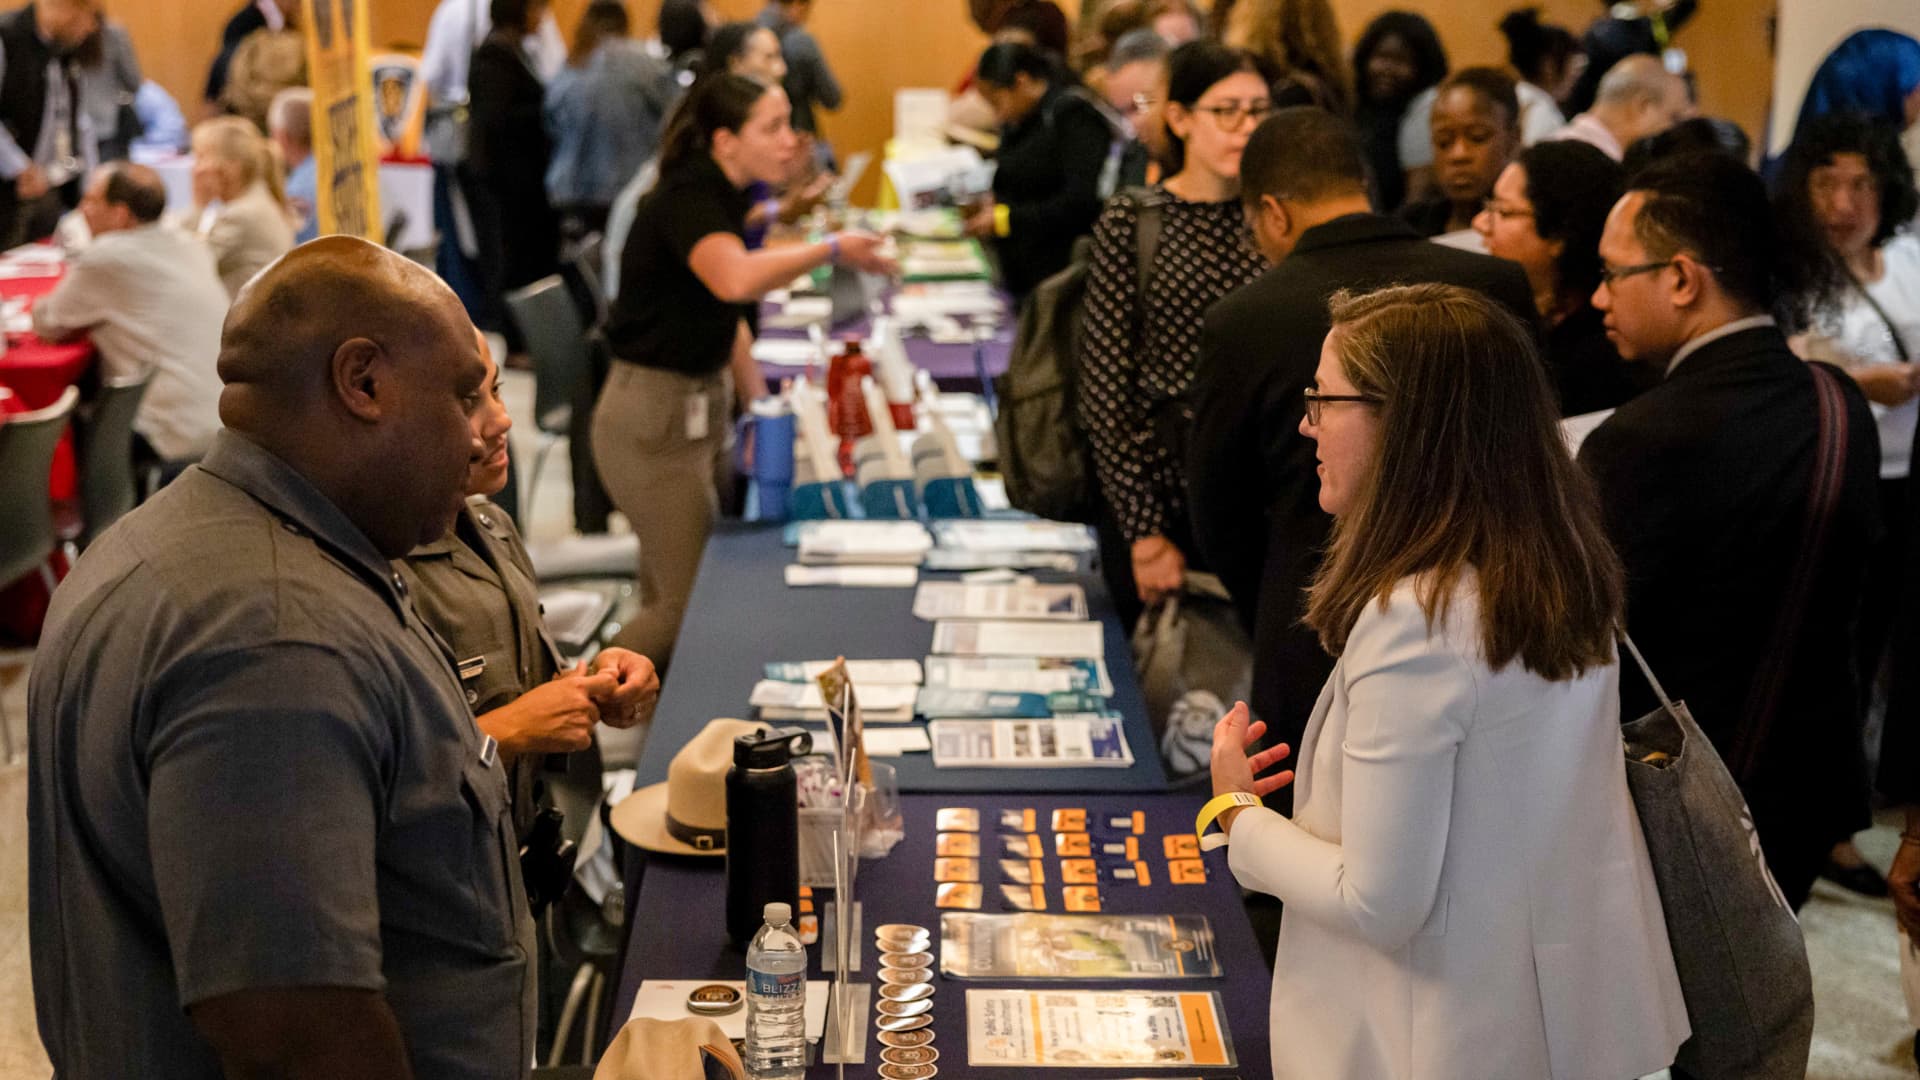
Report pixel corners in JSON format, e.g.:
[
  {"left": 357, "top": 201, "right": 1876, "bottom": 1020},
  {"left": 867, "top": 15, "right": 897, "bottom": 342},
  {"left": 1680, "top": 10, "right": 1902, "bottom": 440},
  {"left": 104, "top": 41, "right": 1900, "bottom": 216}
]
[{"left": 15, "top": 0, "right": 1920, "bottom": 1076}]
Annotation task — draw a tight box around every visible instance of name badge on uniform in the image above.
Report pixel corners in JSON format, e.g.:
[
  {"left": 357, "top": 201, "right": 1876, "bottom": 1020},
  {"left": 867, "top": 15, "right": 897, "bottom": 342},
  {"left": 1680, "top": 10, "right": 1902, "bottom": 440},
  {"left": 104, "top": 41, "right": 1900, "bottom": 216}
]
[
  {"left": 479, "top": 734, "right": 499, "bottom": 768},
  {"left": 685, "top": 390, "right": 710, "bottom": 441},
  {"left": 458, "top": 655, "right": 487, "bottom": 681}
]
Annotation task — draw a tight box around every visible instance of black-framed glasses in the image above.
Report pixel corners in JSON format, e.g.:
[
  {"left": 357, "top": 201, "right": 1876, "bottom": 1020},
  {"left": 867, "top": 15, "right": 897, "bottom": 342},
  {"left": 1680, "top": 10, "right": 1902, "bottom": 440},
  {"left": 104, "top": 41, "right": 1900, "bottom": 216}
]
[
  {"left": 1478, "top": 198, "right": 1534, "bottom": 222},
  {"left": 1597, "top": 260, "right": 1675, "bottom": 286},
  {"left": 1303, "top": 388, "right": 1382, "bottom": 425},
  {"left": 1192, "top": 100, "right": 1275, "bottom": 128}
]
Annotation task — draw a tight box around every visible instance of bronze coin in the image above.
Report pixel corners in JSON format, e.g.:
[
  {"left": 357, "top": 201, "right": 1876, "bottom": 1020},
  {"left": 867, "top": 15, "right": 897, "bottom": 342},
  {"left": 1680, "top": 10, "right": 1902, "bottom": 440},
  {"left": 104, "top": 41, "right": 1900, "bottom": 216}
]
[
  {"left": 878, "top": 982, "right": 934, "bottom": 1003},
  {"left": 877, "top": 1065, "right": 938, "bottom": 1080},
  {"left": 874, "top": 923, "right": 930, "bottom": 940},
  {"left": 876, "top": 937, "right": 930, "bottom": 956},
  {"left": 882, "top": 1046, "right": 940, "bottom": 1067},
  {"left": 875, "top": 997, "right": 933, "bottom": 1018},
  {"left": 878, "top": 1028, "right": 935, "bottom": 1049},
  {"left": 684, "top": 984, "right": 741, "bottom": 1016},
  {"left": 875, "top": 1012, "right": 932, "bottom": 1033},
  {"left": 878, "top": 967, "right": 933, "bottom": 986},
  {"left": 879, "top": 951, "right": 934, "bottom": 970}
]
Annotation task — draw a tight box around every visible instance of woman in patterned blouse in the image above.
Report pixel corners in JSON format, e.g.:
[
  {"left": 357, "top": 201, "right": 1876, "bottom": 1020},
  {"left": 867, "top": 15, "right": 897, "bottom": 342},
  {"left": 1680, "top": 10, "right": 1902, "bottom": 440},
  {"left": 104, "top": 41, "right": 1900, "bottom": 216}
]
[{"left": 1075, "top": 40, "right": 1273, "bottom": 613}]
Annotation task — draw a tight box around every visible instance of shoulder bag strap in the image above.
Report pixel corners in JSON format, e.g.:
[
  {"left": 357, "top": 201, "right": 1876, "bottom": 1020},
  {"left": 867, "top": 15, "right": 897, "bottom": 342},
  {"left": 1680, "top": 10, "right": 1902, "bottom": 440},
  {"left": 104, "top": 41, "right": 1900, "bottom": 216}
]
[
  {"left": 1729, "top": 362, "right": 1850, "bottom": 782},
  {"left": 1847, "top": 267, "right": 1911, "bottom": 364}
]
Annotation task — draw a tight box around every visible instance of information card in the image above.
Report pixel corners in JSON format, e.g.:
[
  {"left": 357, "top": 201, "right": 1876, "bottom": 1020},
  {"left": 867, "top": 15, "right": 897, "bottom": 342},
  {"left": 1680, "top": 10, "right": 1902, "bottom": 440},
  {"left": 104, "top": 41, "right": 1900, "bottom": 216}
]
[{"left": 965, "top": 989, "right": 1236, "bottom": 1068}]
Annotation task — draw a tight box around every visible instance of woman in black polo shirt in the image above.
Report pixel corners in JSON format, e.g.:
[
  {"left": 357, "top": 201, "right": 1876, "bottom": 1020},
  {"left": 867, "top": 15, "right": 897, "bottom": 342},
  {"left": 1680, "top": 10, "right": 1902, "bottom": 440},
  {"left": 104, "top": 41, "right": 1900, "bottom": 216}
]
[{"left": 594, "top": 73, "right": 892, "bottom": 667}]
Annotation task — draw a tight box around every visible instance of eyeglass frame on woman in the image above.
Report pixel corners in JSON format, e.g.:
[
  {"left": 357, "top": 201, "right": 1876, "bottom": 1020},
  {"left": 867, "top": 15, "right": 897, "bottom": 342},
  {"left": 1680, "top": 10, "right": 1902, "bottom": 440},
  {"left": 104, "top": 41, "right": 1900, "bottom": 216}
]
[
  {"left": 1189, "top": 100, "right": 1275, "bottom": 129},
  {"left": 1477, "top": 198, "right": 1535, "bottom": 222},
  {"left": 1302, "top": 387, "right": 1382, "bottom": 425}
]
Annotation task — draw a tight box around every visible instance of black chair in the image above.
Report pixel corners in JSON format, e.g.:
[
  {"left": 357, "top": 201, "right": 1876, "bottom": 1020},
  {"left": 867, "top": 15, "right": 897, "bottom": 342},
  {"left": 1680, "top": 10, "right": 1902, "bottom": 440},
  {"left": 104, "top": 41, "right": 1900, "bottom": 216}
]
[
  {"left": 72, "top": 370, "right": 150, "bottom": 548},
  {"left": 504, "top": 275, "right": 589, "bottom": 524},
  {"left": 0, "top": 384, "right": 79, "bottom": 763}
]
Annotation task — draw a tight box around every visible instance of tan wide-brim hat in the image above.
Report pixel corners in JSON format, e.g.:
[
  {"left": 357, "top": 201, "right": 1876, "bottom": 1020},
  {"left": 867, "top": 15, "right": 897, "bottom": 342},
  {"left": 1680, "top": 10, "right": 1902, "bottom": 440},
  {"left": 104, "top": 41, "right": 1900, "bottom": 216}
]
[{"left": 612, "top": 717, "right": 767, "bottom": 856}]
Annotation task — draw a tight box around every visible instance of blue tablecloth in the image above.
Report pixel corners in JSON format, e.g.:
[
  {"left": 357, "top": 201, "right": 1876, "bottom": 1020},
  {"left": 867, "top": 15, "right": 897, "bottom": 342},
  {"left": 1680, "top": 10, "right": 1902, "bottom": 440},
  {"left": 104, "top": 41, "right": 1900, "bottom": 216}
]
[
  {"left": 630, "top": 524, "right": 1170, "bottom": 794},
  {"left": 612, "top": 793, "right": 1272, "bottom": 1078}
]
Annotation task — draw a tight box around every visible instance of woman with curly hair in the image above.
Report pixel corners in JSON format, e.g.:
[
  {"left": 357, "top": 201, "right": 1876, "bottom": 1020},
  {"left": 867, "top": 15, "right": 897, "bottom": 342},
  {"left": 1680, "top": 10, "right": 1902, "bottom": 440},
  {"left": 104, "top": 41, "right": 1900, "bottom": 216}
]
[{"left": 1223, "top": 0, "right": 1351, "bottom": 115}]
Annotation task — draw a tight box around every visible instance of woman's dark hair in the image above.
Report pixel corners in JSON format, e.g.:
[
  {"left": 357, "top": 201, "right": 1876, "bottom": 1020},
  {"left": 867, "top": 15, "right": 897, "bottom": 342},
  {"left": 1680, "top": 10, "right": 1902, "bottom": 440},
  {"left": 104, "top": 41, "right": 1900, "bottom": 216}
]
[
  {"left": 1775, "top": 112, "right": 1920, "bottom": 321},
  {"left": 1621, "top": 116, "right": 1751, "bottom": 179},
  {"left": 1516, "top": 140, "right": 1624, "bottom": 303},
  {"left": 489, "top": 0, "right": 543, "bottom": 36},
  {"left": 1435, "top": 66, "right": 1521, "bottom": 129},
  {"left": 998, "top": 1, "right": 1071, "bottom": 58},
  {"left": 657, "top": 73, "right": 772, "bottom": 174},
  {"left": 1161, "top": 41, "right": 1263, "bottom": 174},
  {"left": 1306, "top": 283, "right": 1624, "bottom": 680},
  {"left": 568, "top": 0, "right": 630, "bottom": 67},
  {"left": 1497, "top": 8, "right": 1578, "bottom": 88},
  {"left": 1351, "top": 11, "right": 1448, "bottom": 108},
  {"left": 976, "top": 42, "right": 1059, "bottom": 89},
  {"left": 658, "top": 0, "right": 710, "bottom": 60},
  {"left": 704, "top": 21, "right": 771, "bottom": 78}
]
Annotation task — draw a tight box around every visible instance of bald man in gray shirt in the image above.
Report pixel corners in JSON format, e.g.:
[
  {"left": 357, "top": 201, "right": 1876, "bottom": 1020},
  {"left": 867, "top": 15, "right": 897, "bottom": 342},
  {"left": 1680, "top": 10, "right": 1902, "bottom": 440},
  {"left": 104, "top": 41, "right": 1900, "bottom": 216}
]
[{"left": 28, "top": 237, "right": 533, "bottom": 1079}]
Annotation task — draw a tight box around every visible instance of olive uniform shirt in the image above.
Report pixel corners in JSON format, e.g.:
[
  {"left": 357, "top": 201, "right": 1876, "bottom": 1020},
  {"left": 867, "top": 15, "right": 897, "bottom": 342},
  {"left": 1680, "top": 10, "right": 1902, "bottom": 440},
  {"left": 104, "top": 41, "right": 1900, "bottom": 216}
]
[
  {"left": 398, "top": 497, "right": 565, "bottom": 840},
  {"left": 27, "top": 431, "right": 536, "bottom": 1080}
]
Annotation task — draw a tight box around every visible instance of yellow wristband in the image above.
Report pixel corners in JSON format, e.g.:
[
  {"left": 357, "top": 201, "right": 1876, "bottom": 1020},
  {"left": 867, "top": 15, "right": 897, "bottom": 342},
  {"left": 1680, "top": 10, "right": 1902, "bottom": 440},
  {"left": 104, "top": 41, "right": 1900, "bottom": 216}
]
[
  {"left": 1195, "top": 792, "right": 1262, "bottom": 852},
  {"left": 993, "top": 203, "right": 1011, "bottom": 237}
]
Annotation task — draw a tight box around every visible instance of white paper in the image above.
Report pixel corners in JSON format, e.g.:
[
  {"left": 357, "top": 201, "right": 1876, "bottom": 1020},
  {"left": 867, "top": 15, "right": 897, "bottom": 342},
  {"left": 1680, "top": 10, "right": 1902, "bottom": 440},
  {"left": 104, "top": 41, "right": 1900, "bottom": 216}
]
[
  {"left": 795, "top": 521, "right": 932, "bottom": 565},
  {"left": 629, "top": 980, "right": 830, "bottom": 1043},
  {"left": 864, "top": 727, "right": 933, "bottom": 757},
  {"left": 784, "top": 565, "right": 920, "bottom": 588},
  {"left": 751, "top": 338, "right": 822, "bottom": 367},
  {"left": 1561, "top": 408, "right": 1615, "bottom": 454},
  {"left": 751, "top": 680, "right": 919, "bottom": 713},
  {"left": 923, "top": 549, "right": 1080, "bottom": 573},
  {"left": 928, "top": 717, "right": 1134, "bottom": 768},
  {"left": 964, "top": 988, "right": 1233, "bottom": 1067},
  {"left": 924, "top": 656, "right": 1114, "bottom": 696},
  {"left": 932, "top": 620, "right": 1105, "bottom": 659},
  {"left": 912, "top": 582, "right": 1088, "bottom": 622},
  {"left": 764, "top": 659, "right": 925, "bottom": 685},
  {"left": 933, "top": 520, "right": 1097, "bottom": 554}
]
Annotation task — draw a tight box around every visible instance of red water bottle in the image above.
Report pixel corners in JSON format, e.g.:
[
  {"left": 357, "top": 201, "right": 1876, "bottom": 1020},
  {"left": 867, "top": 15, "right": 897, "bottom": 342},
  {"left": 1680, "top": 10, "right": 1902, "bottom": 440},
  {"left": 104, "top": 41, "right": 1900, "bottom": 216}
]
[{"left": 827, "top": 339, "right": 873, "bottom": 476}]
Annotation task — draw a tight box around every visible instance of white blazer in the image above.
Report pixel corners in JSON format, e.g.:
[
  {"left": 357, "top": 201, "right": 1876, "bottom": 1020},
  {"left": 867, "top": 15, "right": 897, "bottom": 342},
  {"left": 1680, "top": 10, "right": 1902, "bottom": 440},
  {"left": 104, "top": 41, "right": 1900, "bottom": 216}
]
[{"left": 1229, "top": 576, "right": 1689, "bottom": 1080}]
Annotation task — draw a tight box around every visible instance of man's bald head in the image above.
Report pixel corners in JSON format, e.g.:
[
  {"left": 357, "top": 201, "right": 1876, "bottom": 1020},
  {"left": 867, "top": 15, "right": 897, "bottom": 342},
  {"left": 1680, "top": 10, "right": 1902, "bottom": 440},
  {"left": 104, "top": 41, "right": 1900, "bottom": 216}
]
[
  {"left": 1594, "top": 54, "right": 1693, "bottom": 144},
  {"left": 219, "top": 237, "right": 487, "bottom": 557}
]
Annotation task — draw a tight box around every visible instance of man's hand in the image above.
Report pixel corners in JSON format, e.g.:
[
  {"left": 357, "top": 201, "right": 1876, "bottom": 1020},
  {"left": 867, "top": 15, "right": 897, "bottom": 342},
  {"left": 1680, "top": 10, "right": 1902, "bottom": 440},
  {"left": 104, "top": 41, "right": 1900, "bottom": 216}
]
[
  {"left": 1894, "top": 809, "right": 1920, "bottom": 940},
  {"left": 1209, "top": 701, "right": 1294, "bottom": 836},
  {"left": 1131, "top": 535, "right": 1186, "bottom": 605},
  {"left": 961, "top": 202, "right": 997, "bottom": 239},
  {"left": 588, "top": 648, "right": 661, "bottom": 729},
  {"left": 16, "top": 164, "right": 48, "bottom": 201},
  {"left": 477, "top": 665, "right": 616, "bottom": 755}
]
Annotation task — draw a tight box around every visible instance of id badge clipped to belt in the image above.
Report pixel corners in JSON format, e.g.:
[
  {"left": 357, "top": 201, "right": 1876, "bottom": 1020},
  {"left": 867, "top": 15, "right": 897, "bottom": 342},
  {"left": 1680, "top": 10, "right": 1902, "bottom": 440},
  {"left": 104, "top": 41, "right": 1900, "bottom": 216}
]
[{"left": 685, "top": 389, "right": 710, "bottom": 441}]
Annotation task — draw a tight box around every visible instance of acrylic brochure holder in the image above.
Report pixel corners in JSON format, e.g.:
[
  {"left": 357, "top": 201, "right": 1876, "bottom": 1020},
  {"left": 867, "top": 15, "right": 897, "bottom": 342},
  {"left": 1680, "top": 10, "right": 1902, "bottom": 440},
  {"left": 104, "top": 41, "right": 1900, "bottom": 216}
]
[
  {"left": 789, "top": 376, "right": 853, "bottom": 520},
  {"left": 912, "top": 393, "right": 983, "bottom": 519},
  {"left": 854, "top": 376, "right": 919, "bottom": 519}
]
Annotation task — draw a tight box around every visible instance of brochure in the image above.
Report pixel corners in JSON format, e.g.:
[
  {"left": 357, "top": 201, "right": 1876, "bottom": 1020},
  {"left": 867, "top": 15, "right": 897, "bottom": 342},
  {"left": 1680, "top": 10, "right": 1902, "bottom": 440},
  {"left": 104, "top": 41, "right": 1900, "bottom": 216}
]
[
  {"left": 923, "top": 549, "right": 1080, "bottom": 573},
  {"left": 749, "top": 679, "right": 917, "bottom": 723},
  {"left": 764, "top": 660, "right": 925, "bottom": 686},
  {"left": 932, "top": 620, "right": 1106, "bottom": 659},
  {"left": 912, "top": 582, "right": 1089, "bottom": 622},
  {"left": 928, "top": 717, "right": 1133, "bottom": 768},
  {"left": 932, "top": 520, "right": 1097, "bottom": 554},
  {"left": 784, "top": 565, "right": 919, "bottom": 588},
  {"left": 964, "top": 988, "right": 1236, "bottom": 1067},
  {"left": 941, "top": 913, "right": 1222, "bottom": 980},
  {"left": 915, "top": 689, "right": 1053, "bottom": 719},
  {"left": 924, "top": 657, "right": 1114, "bottom": 697},
  {"left": 793, "top": 521, "right": 932, "bottom": 565}
]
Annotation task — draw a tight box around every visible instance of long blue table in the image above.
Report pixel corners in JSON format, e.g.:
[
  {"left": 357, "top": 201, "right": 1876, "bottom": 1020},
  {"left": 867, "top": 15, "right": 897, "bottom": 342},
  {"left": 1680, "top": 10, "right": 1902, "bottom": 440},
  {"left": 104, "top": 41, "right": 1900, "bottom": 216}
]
[
  {"left": 628, "top": 524, "right": 1169, "bottom": 794},
  {"left": 612, "top": 793, "right": 1269, "bottom": 1079}
]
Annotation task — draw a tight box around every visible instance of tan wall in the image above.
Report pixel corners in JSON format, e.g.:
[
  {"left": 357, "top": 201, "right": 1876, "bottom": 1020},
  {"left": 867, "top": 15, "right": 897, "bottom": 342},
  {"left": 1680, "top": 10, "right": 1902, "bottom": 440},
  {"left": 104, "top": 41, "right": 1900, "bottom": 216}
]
[{"left": 121, "top": 0, "right": 1770, "bottom": 199}]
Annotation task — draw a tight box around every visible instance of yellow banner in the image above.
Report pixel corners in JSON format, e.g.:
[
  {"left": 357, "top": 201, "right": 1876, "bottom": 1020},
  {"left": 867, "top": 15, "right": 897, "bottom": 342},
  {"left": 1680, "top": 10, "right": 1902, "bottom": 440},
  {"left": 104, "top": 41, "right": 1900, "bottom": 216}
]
[{"left": 301, "top": 0, "right": 382, "bottom": 240}]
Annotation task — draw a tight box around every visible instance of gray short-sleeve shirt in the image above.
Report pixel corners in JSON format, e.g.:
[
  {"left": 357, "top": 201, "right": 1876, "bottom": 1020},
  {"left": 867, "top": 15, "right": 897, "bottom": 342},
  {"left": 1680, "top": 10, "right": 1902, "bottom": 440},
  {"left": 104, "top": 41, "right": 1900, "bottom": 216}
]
[{"left": 28, "top": 431, "right": 535, "bottom": 1079}]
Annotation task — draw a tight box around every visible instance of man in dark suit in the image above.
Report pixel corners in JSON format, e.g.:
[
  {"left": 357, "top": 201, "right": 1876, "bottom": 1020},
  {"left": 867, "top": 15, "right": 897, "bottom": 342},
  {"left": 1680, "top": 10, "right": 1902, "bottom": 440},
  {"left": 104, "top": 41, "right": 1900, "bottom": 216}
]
[
  {"left": 1579, "top": 152, "right": 1879, "bottom": 909},
  {"left": 1187, "top": 107, "right": 1536, "bottom": 808}
]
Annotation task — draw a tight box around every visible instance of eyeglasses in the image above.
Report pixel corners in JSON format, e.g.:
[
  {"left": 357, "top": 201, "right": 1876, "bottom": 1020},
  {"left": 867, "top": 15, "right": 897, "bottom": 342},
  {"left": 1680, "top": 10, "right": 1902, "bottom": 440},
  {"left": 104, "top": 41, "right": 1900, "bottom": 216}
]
[
  {"left": 1597, "top": 260, "right": 1676, "bottom": 287},
  {"left": 1191, "top": 101, "right": 1275, "bottom": 129},
  {"left": 1478, "top": 198, "right": 1534, "bottom": 222},
  {"left": 1303, "top": 388, "right": 1382, "bottom": 425}
]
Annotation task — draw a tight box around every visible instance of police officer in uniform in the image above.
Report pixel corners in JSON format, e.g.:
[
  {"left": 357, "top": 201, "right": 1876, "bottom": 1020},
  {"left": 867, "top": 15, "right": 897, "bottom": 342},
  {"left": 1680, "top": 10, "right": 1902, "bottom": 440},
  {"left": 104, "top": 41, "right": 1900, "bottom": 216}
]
[{"left": 399, "top": 332, "right": 659, "bottom": 887}]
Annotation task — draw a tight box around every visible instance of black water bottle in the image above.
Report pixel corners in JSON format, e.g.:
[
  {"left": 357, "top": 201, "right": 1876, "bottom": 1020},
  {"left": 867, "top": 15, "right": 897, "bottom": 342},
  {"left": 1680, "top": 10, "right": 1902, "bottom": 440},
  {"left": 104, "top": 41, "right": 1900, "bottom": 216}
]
[{"left": 726, "top": 727, "right": 811, "bottom": 947}]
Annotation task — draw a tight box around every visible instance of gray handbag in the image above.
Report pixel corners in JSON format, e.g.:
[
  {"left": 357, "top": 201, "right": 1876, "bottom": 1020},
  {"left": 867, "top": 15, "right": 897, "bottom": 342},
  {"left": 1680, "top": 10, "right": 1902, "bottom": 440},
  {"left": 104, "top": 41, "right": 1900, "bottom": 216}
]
[
  {"left": 1131, "top": 571, "right": 1252, "bottom": 786},
  {"left": 1618, "top": 632, "right": 1815, "bottom": 1080}
]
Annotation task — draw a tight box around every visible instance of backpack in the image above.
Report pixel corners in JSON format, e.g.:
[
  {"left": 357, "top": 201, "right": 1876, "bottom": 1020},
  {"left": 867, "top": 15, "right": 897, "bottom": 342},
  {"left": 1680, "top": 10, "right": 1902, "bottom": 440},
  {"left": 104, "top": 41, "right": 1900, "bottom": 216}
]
[{"left": 994, "top": 189, "right": 1164, "bottom": 523}]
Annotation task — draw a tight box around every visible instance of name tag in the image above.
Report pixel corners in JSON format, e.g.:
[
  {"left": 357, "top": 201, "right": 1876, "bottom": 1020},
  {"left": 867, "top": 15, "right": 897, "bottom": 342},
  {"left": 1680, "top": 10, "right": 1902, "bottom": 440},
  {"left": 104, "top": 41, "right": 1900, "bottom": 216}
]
[
  {"left": 458, "top": 655, "right": 487, "bottom": 681},
  {"left": 479, "top": 735, "right": 499, "bottom": 768},
  {"left": 686, "top": 390, "right": 710, "bottom": 441}
]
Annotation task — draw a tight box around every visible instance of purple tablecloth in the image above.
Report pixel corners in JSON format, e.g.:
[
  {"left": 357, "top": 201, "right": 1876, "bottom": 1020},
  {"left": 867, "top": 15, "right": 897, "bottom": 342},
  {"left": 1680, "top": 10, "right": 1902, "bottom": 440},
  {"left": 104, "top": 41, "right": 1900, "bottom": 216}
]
[
  {"left": 757, "top": 308, "right": 1014, "bottom": 393},
  {"left": 612, "top": 792, "right": 1272, "bottom": 1078}
]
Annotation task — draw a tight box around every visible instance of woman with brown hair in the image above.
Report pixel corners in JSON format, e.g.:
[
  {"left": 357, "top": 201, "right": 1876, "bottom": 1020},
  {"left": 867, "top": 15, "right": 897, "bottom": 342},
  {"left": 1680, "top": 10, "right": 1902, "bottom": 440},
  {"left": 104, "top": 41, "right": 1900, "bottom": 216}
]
[
  {"left": 1221, "top": 0, "right": 1351, "bottom": 115},
  {"left": 1207, "top": 284, "right": 1688, "bottom": 1078}
]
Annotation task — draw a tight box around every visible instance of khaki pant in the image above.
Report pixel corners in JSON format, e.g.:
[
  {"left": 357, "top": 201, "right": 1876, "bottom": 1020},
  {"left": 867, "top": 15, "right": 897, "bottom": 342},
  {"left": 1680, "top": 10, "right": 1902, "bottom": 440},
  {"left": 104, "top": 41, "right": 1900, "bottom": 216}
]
[{"left": 591, "top": 362, "right": 734, "bottom": 668}]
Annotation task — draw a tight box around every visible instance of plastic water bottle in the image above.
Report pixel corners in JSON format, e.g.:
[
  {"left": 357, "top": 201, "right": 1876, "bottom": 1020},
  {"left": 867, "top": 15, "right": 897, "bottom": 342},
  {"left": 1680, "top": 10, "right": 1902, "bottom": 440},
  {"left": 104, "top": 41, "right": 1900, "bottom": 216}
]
[{"left": 745, "top": 902, "right": 808, "bottom": 1079}]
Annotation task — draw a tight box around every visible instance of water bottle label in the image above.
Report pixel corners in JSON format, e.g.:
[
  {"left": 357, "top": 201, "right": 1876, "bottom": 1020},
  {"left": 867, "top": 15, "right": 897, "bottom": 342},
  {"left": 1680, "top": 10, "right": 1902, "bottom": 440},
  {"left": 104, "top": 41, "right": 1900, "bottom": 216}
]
[{"left": 749, "top": 969, "right": 805, "bottom": 998}]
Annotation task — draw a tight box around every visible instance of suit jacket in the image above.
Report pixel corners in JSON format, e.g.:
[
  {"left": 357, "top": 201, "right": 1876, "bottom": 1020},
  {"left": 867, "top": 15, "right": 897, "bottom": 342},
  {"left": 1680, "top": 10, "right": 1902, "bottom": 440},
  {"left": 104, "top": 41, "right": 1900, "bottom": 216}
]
[
  {"left": 1579, "top": 325, "right": 1879, "bottom": 856},
  {"left": 1187, "top": 213, "right": 1536, "bottom": 786},
  {"left": 205, "top": 179, "right": 294, "bottom": 297},
  {"left": 1228, "top": 577, "right": 1689, "bottom": 1080}
]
